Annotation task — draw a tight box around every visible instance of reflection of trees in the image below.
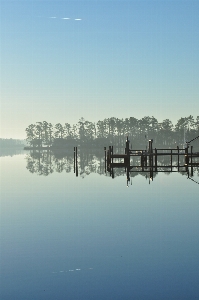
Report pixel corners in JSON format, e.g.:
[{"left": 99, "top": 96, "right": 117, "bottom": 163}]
[
  {"left": 26, "top": 150, "right": 76, "bottom": 176},
  {"left": 25, "top": 149, "right": 199, "bottom": 183},
  {"left": 25, "top": 149, "right": 105, "bottom": 177},
  {"left": 26, "top": 151, "right": 54, "bottom": 176}
]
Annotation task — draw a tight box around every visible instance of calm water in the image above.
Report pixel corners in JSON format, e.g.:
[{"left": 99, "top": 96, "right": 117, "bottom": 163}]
[{"left": 0, "top": 151, "right": 199, "bottom": 300}]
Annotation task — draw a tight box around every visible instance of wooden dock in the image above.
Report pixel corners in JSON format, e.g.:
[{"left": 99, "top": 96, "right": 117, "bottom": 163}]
[{"left": 105, "top": 137, "right": 199, "bottom": 183}]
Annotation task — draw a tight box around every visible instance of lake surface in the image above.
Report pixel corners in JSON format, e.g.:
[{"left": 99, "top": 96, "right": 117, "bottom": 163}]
[{"left": 0, "top": 150, "right": 199, "bottom": 299}]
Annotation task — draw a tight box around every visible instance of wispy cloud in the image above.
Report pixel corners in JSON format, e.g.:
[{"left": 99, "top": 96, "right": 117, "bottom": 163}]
[{"left": 46, "top": 16, "right": 82, "bottom": 21}]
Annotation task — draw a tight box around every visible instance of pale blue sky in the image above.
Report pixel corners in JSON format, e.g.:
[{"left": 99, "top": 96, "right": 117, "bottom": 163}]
[{"left": 0, "top": 0, "right": 199, "bottom": 138}]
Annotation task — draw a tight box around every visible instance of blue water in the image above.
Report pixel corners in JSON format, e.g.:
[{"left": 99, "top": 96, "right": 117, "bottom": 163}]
[{"left": 0, "top": 154, "right": 199, "bottom": 299}]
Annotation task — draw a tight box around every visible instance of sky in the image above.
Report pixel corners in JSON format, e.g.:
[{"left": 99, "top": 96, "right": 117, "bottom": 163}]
[{"left": 0, "top": 0, "right": 199, "bottom": 139}]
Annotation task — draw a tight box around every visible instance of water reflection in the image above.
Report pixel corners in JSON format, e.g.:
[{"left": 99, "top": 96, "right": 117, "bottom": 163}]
[
  {"left": 24, "top": 148, "right": 199, "bottom": 186},
  {"left": 1, "top": 147, "right": 199, "bottom": 299},
  {"left": 25, "top": 148, "right": 104, "bottom": 178}
]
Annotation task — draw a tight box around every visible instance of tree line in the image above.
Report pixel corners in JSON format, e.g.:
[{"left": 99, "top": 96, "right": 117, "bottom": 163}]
[
  {"left": 0, "top": 138, "right": 24, "bottom": 148},
  {"left": 25, "top": 115, "right": 199, "bottom": 148}
]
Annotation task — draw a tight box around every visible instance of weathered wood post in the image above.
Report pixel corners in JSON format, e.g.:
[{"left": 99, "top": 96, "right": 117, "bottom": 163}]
[
  {"left": 155, "top": 148, "right": 157, "bottom": 172},
  {"left": 111, "top": 146, "right": 114, "bottom": 179},
  {"left": 104, "top": 147, "right": 106, "bottom": 173},
  {"left": 126, "top": 136, "right": 130, "bottom": 186},
  {"left": 109, "top": 146, "right": 111, "bottom": 169},
  {"left": 148, "top": 139, "right": 153, "bottom": 167},
  {"left": 126, "top": 136, "right": 130, "bottom": 159},
  {"left": 191, "top": 145, "right": 193, "bottom": 176},
  {"left": 111, "top": 146, "right": 113, "bottom": 164},
  {"left": 75, "top": 146, "right": 78, "bottom": 177},
  {"left": 171, "top": 149, "right": 172, "bottom": 171},
  {"left": 141, "top": 150, "right": 144, "bottom": 171},
  {"left": 74, "top": 147, "right": 75, "bottom": 173},
  {"left": 106, "top": 149, "right": 109, "bottom": 171},
  {"left": 145, "top": 150, "right": 147, "bottom": 168},
  {"left": 151, "top": 139, "right": 153, "bottom": 168},
  {"left": 148, "top": 140, "right": 151, "bottom": 153},
  {"left": 184, "top": 144, "right": 189, "bottom": 174},
  {"left": 185, "top": 145, "right": 189, "bottom": 166},
  {"left": 177, "top": 146, "right": 179, "bottom": 171},
  {"left": 191, "top": 145, "right": 193, "bottom": 165},
  {"left": 125, "top": 136, "right": 130, "bottom": 166}
]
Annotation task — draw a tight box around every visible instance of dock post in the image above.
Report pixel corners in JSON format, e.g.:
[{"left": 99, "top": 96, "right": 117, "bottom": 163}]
[
  {"left": 148, "top": 139, "right": 153, "bottom": 153},
  {"left": 148, "top": 140, "right": 151, "bottom": 153},
  {"left": 185, "top": 145, "right": 189, "bottom": 166},
  {"left": 191, "top": 145, "right": 193, "bottom": 176},
  {"left": 107, "top": 148, "right": 111, "bottom": 171},
  {"left": 126, "top": 136, "right": 130, "bottom": 162},
  {"left": 109, "top": 146, "right": 111, "bottom": 168},
  {"left": 145, "top": 150, "right": 147, "bottom": 168},
  {"left": 148, "top": 139, "right": 153, "bottom": 167},
  {"left": 152, "top": 146, "right": 153, "bottom": 169},
  {"left": 75, "top": 147, "right": 78, "bottom": 177},
  {"left": 184, "top": 145, "right": 189, "bottom": 174},
  {"left": 148, "top": 140, "right": 150, "bottom": 166},
  {"left": 104, "top": 147, "right": 107, "bottom": 173},
  {"left": 141, "top": 151, "right": 144, "bottom": 171},
  {"left": 191, "top": 145, "right": 193, "bottom": 166},
  {"left": 126, "top": 136, "right": 129, "bottom": 152},
  {"left": 74, "top": 147, "right": 75, "bottom": 173},
  {"left": 125, "top": 136, "right": 130, "bottom": 169},
  {"left": 171, "top": 149, "right": 172, "bottom": 171},
  {"left": 177, "top": 146, "right": 179, "bottom": 171},
  {"left": 155, "top": 148, "right": 157, "bottom": 172}
]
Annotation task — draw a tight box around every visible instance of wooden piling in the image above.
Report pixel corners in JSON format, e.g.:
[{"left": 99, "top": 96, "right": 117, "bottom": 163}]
[
  {"left": 141, "top": 151, "right": 144, "bottom": 171},
  {"left": 191, "top": 146, "right": 193, "bottom": 176},
  {"left": 155, "top": 148, "right": 157, "bottom": 172},
  {"left": 191, "top": 145, "right": 193, "bottom": 165},
  {"left": 109, "top": 146, "right": 111, "bottom": 168},
  {"left": 75, "top": 147, "right": 78, "bottom": 177},
  {"left": 145, "top": 151, "right": 147, "bottom": 168},
  {"left": 171, "top": 149, "right": 172, "bottom": 171},
  {"left": 74, "top": 147, "right": 75, "bottom": 173},
  {"left": 177, "top": 146, "right": 179, "bottom": 171},
  {"left": 185, "top": 146, "right": 189, "bottom": 166},
  {"left": 104, "top": 147, "right": 107, "bottom": 173}
]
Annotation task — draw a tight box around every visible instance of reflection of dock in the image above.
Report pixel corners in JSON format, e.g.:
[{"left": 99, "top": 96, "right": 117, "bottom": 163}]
[{"left": 105, "top": 137, "right": 199, "bottom": 184}]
